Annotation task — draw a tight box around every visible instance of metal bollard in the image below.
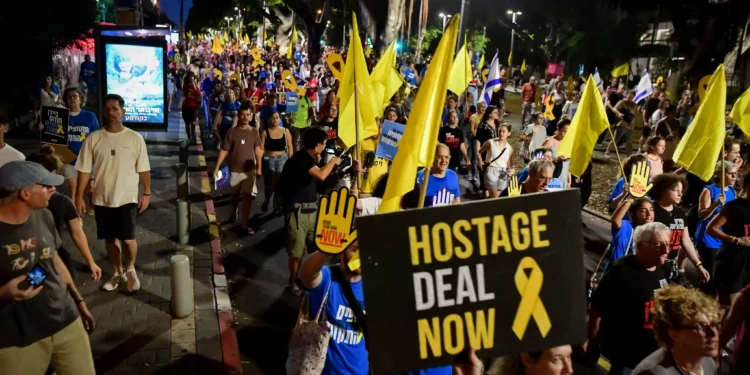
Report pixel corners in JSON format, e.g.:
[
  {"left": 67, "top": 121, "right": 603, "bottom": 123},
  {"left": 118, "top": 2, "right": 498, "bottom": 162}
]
[
  {"left": 179, "top": 138, "right": 189, "bottom": 165},
  {"left": 170, "top": 254, "right": 193, "bottom": 318},
  {"left": 176, "top": 199, "right": 190, "bottom": 245},
  {"left": 174, "top": 163, "right": 188, "bottom": 200}
]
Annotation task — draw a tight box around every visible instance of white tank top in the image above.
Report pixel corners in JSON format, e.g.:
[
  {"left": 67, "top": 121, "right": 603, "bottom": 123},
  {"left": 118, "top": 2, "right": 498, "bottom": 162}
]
[{"left": 485, "top": 140, "right": 509, "bottom": 169}]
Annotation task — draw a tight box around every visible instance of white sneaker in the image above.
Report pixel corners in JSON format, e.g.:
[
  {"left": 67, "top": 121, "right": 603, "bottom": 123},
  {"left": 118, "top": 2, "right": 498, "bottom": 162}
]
[
  {"left": 126, "top": 269, "right": 140, "bottom": 292},
  {"left": 102, "top": 273, "right": 127, "bottom": 291}
]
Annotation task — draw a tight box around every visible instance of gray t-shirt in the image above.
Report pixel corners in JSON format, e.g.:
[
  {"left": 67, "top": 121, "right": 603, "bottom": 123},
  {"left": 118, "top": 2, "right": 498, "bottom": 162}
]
[
  {"left": 633, "top": 348, "right": 717, "bottom": 375},
  {"left": 0, "top": 209, "right": 79, "bottom": 348}
]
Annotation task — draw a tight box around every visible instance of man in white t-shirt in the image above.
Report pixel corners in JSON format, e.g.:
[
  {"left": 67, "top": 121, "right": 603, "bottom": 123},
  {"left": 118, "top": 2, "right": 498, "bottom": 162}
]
[
  {"left": 75, "top": 94, "right": 151, "bottom": 293},
  {"left": 0, "top": 112, "right": 25, "bottom": 168}
]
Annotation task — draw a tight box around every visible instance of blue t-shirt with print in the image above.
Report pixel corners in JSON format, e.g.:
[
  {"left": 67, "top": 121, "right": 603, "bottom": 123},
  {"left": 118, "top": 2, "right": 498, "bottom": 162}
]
[
  {"left": 67, "top": 110, "right": 100, "bottom": 163},
  {"left": 390, "top": 366, "right": 453, "bottom": 375},
  {"left": 416, "top": 169, "right": 461, "bottom": 207},
  {"left": 606, "top": 219, "right": 634, "bottom": 271},
  {"left": 404, "top": 69, "right": 417, "bottom": 85},
  {"left": 307, "top": 267, "right": 369, "bottom": 375},
  {"left": 546, "top": 178, "right": 564, "bottom": 191},
  {"left": 221, "top": 100, "right": 240, "bottom": 126}
]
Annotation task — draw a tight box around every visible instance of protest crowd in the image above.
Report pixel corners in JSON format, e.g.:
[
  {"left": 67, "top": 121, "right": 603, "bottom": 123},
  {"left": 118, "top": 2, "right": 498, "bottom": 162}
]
[{"left": 2, "top": 9, "right": 750, "bottom": 375}]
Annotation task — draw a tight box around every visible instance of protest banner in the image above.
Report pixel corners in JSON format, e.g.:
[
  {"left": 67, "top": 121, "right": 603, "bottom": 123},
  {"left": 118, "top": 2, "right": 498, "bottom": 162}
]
[
  {"left": 40, "top": 106, "right": 69, "bottom": 145},
  {"left": 285, "top": 92, "right": 299, "bottom": 113},
  {"left": 375, "top": 120, "right": 405, "bottom": 161},
  {"left": 356, "top": 190, "right": 587, "bottom": 372}
]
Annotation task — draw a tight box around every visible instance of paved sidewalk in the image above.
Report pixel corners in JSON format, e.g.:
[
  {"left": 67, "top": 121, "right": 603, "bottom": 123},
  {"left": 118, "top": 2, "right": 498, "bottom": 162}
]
[{"left": 8, "top": 111, "right": 226, "bottom": 374}]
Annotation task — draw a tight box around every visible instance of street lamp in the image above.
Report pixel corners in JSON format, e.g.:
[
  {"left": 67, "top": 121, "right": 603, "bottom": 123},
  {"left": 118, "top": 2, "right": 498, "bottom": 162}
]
[
  {"left": 439, "top": 13, "right": 451, "bottom": 33},
  {"left": 316, "top": 8, "right": 323, "bottom": 23},
  {"left": 507, "top": 10, "right": 521, "bottom": 68}
]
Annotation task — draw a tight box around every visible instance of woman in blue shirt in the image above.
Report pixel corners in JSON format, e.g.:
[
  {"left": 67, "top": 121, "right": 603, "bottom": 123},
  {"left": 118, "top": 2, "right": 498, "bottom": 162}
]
[
  {"left": 213, "top": 90, "right": 240, "bottom": 147},
  {"left": 607, "top": 197, "right": 654, "bottom": 270},
  {"left": 608, "top": 154, "right": 648, "bottom": 214},
  {"left": 695, "top": 160, "right": 737, "bottom": 296}
]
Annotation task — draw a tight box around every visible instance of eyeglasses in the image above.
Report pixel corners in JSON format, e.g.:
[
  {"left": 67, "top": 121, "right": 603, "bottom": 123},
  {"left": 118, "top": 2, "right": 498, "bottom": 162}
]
[
  {"left": 642, "top": 241, "right": 669, "bottom": 249},
  {"left": 681, "top": 322, "right": 720, "bottom": 335}
]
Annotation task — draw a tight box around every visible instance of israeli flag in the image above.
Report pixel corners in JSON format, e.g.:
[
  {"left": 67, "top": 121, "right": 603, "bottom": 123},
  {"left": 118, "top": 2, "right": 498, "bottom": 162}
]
[
  {"left": 593, "top": 67, "right": 603, "bottom": 89},
  {"left": 479, "top": 54, "right": 502, "bottom": 104},
  {"left": 634, "top": 70, "right": 653, "bottom": 104}
]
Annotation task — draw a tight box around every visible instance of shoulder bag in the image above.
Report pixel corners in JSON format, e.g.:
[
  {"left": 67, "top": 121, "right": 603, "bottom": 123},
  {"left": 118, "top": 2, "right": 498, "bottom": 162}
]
[{"left": 286, "top": 282, "right": 332, "bottom": 375}]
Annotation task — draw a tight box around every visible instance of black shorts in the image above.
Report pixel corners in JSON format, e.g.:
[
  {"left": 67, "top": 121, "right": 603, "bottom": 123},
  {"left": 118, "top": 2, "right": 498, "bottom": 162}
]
[
  {"left": 94, "top": 203, "right": 137, "bottom": 240},
  {"left": 182, "top": 106, "right": 197, "bottom": 124},
  {"left": 713, "top": 245, "right": 750, "bottom": 295}
]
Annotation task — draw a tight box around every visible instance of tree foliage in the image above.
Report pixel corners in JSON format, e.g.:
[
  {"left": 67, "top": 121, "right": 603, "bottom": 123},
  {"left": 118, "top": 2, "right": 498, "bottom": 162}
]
[{"left": 467, "top": 30, "right": 490, "bottom": 55}]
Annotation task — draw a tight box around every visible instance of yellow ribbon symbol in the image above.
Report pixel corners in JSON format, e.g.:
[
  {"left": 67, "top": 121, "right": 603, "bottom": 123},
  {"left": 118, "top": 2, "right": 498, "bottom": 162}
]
[
  {"left": 326, "top": 53, "right": 345, "bottom": 81},
  {"left": 80, "top": 131, "right": 86, "bottom": 141},
  {"left": 56, "top": 125, "right": 64, "bottom": 135},
  {"left": 251, "top": 48, "right": 265, "bottom": 68},
  {"left": 512, "top": 257, "right": 551, "bottom": 340}
]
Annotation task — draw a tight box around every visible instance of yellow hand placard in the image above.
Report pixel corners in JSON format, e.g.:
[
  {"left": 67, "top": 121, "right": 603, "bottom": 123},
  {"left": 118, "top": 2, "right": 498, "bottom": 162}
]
[
  {"left": 250, "top": 48, "right": 265, "bottom": 68},
  {"left": 544, "top": 95, "right": 556, "bottom": 120},
  {"left": 512, "top": 257, "right": 551, "bottom": 340},
  {"left": 628, "top": 161, "right": 652, "bottom": 198},
  {"left": 315, "top": 187, "right": 358, "bottom": 255},
  {"left": 327, "top": 53, "right": 345, "bottom": 81},
  {"left": 482, "top": 68, "right": 489, "bottom": 82},
  {"left": 507, "top": 175, "right": 522, "bottom": 197}
]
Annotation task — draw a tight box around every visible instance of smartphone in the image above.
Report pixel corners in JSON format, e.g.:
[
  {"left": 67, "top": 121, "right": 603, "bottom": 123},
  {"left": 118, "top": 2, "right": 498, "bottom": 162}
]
[{"left": 27, "top": 264, "right": 49, "bottom": 287}]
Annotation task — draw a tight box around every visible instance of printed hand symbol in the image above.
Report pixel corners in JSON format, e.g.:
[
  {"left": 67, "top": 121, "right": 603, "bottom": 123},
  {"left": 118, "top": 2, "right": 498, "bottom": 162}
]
[
  {"left": 432, "top": 188, "right": 455, "bottom": 206},
  {"left": 628, "top": 161, "right": 653, "bottom": 198},
  {"left": 315, "top": 187, "right": 358, "bottom": 255},
  {"left": 508, "top": 175, "right": 522, "bottom": 197}
]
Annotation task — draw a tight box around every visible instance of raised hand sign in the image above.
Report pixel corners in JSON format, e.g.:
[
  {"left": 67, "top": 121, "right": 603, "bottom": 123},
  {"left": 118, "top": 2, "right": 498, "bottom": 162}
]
[
  {"left": 314, "top": 187, "right": 358, "bottom": 255},
  {"left": 628, "top": 161, "right": 653, "bottom": 198},
  {"left": 508, "top": 175, "right": 522, "bottom": 197}
]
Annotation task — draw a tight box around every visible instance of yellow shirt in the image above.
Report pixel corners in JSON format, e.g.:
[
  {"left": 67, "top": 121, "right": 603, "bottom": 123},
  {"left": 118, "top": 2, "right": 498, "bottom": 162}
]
[{"left": 360, "top": 138, "right": 388, "bottom": 194}]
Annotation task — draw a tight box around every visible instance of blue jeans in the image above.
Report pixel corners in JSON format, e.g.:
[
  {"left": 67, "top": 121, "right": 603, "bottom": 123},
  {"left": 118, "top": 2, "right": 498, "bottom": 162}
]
[{"left": 262, "top": 154, "right": 288, "bottom": 207}]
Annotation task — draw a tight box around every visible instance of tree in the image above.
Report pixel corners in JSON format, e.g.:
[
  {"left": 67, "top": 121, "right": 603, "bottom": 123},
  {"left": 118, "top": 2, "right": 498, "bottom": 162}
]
[{"left": 467, "top": 30, "right": 489, "bottom": 55}]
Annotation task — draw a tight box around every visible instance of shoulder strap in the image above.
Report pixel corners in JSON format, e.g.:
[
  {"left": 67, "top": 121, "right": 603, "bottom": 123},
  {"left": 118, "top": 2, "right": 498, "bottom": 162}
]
[
  {"left": 486, "top": 144, "right": 508, "bottom": 166},
  {"left": 332, "top": 267, "right": 369, "bottom": 349},
  {"left": 313, "top": 281, "right": 332, "bottom": 322}
]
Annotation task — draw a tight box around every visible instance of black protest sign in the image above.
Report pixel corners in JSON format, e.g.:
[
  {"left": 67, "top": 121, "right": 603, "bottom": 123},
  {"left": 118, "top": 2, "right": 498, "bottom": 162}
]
[
  {"left": 356, "top": 190, "right": 587, "bottom": 373},
  {"left": 40, "top": 106, "right": 69, "bottom": 145}
]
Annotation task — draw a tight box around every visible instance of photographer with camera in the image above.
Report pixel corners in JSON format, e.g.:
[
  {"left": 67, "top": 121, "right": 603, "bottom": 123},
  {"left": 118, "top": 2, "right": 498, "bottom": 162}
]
[{"left": 277, "top": 127, "right": 342, "bottom": 296}]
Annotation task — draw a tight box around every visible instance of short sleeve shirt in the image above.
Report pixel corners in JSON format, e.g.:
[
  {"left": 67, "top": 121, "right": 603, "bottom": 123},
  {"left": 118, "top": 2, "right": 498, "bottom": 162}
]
[
  {"left": 277, "top": 151, "right": 318, "bottom": 204},
  {"left": 0, "top": 209, "right": 79, "bottom": 349},
  {"left": 222, "top": 126, "right": 261, "bottom": 173},
  {"left": 416, "top": 169, "right": 460, "bottom": 207}
]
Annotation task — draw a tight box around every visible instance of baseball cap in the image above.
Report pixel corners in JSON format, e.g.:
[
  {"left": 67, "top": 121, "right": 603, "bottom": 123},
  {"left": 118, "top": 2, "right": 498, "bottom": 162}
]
[{"left": 0, "top": 161, "right": 64, "bottom": 193}]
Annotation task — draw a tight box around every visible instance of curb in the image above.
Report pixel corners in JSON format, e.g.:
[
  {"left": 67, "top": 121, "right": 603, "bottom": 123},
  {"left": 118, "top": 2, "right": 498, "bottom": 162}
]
[
  {"left": 195, "top": 128, "right": 243, "bottom": 374},
  {"left": 582, "top": 206, "right": 610, "bottom": 222}
]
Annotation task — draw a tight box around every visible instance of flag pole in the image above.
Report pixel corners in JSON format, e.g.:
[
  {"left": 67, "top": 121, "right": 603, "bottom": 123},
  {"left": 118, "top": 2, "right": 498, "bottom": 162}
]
[
  {"left": 607, "top": 126, "right": 627, "bottom": 180},
  {"left": 721, "top": 141, "right": 726, "bottom": 193},
  {"left": 352, "top": 31, "right": 362, "bottom": 198},
  {"left": 418, "top": 166, "right": 430, "bottom": 208}
]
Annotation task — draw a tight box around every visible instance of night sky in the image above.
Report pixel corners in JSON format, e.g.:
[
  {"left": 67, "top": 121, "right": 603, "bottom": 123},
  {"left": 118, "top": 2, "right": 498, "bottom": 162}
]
[{"left": 161, "top": 0, "right": 192, "bottom": 25}]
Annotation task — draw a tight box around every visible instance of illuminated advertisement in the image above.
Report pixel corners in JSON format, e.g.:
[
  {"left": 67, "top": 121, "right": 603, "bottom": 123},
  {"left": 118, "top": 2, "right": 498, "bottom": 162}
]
[{"left": 101, "top": 38, "right": 166, "bottom": 129}]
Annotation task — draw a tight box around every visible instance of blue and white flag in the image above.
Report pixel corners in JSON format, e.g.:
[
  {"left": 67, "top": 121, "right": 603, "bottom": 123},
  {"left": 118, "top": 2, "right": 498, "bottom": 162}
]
[
  {"left": 479, "top": 54, "right": 502, "bottom": 104},
  {"left": 634, "top": 70, "right": 653, "bottom": 104},
  {"left": 593, "top": 67, "right": 603, "bottom": 89}
]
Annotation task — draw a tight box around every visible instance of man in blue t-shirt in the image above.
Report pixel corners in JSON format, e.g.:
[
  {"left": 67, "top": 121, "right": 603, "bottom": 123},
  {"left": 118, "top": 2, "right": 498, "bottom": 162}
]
[
  {"left": 416, "top": 144, "right": 461, "bottom": 207},
  {"left": 403, "top": 63, "right": 418, "bottom": 85},
  {"left": 259, "top": 93, "right": 286, "bottom": 129},
  {"left": 62, "top": 87, "right": 100, "bottom": 199},
  {"left": 79, "top": 54, "right": 96, "bottom": 94}
]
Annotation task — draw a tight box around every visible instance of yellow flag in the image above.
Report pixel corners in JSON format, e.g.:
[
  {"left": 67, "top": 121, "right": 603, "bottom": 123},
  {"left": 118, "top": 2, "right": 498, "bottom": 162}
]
[
  {"left": 223, "top": 31, "right": 229, "bottom": 43},
  {"left": 447, "top": 42, "right": 472, "bottom": 95},
  {"left": 378, "top": 15, "right": 460, "bottom": 213},
  {"left": 198, "top": 33, "right": 203, "bottom": 41},
  {"left": 478, "top": 54, "right": 485, "bottom": 70},
  {"left": 211, "top": 36, "right": 224, "bottom": 55},
  {"left": 186, "top": 31, "right": 192, "bottom": 39},
  {"left": 287, "top": 26, "right": 297, "bottom": 59},
  {"left": 370, "top": 40, "right": 404, "bottom": 112},
  {"left": 335, "top": 14, "right": 379, "bottom": 149},
  {"left": 673, "top": 65, "right": 727, "bottom": 182},
  {"left": 508, "top": 51, "right": 513, "bottom": 66},
  {"left": 611, "top": 62, "right": 630, "bottom": 78},
  {"left": 521, "top": 59, "right": 527, "bottom": 74},
  {"left": 730, "top": 87, "right": 750, "bottom": 136},
  {"left": 556, "top": 75, "right": 610, "bottom": 178},
  {"left": 244, "top": 33, "right": 251, "bottom": 45}
]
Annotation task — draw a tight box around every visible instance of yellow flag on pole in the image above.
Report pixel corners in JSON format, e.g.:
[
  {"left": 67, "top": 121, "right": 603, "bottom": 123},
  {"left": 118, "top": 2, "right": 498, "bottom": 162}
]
[
  {"left": 211, "top": 36, "right": 224, "bottom": 55},
  {"left": 673, "top": 64, "right": 727, "bottom": 182},
  {"left": 223, "top": 31, "right": 229, "bottom": 43},
  {"left": 186, "top": 31, "right": 192, "bottom": 39},
  {"left": 287, "top": 26, "right": 297, "bottom": 59},
  {"left": 521, "top": 59, "right": 527, "bottom": 74},
  {"left": 370, "top": 40, "right": 404, "bottom": 112},
  {"left": 378, "top": 15, "right": 460, "bottom": 213},
  {"left": 478, "top": 54, "right": 485, "bottom": 70},
  {"left": 447, "top": 42, "right": 472, "bottom": 95},
  {"left": 611, "top": 62, "right": 630, "bottom": 78},
  {"left": 508, "top": 51, "right": 513, "bottom": 66},
  {"left": 556, "top": 75, "right": 610, "bottom": 177},
  {"left": 243, "top": 33, "right": 251, "bottom": 45},
  {"left": 335, "top": 14, "right": 379, "bottom": 149},
  {"left": 730, "top": 86, "right": 750, "bottom": 136}
]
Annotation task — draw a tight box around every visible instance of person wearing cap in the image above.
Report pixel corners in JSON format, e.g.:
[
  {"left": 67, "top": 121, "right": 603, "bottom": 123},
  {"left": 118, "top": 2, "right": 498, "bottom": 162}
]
[
  {"left": 0, "top": 161, "right": 95, "bottom": 374},
  {"left": 74, "top": 94, "right": 151, "bottom": 293}
]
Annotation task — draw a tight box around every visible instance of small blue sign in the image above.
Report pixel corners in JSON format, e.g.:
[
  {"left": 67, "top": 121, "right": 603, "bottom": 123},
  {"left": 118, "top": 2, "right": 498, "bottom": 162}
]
[
  {"left": 285, "top": 92, "right": 299, "bottom": 113},
  {"left": 375, "top": 120, "right": 405, "bottom": 161}
]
